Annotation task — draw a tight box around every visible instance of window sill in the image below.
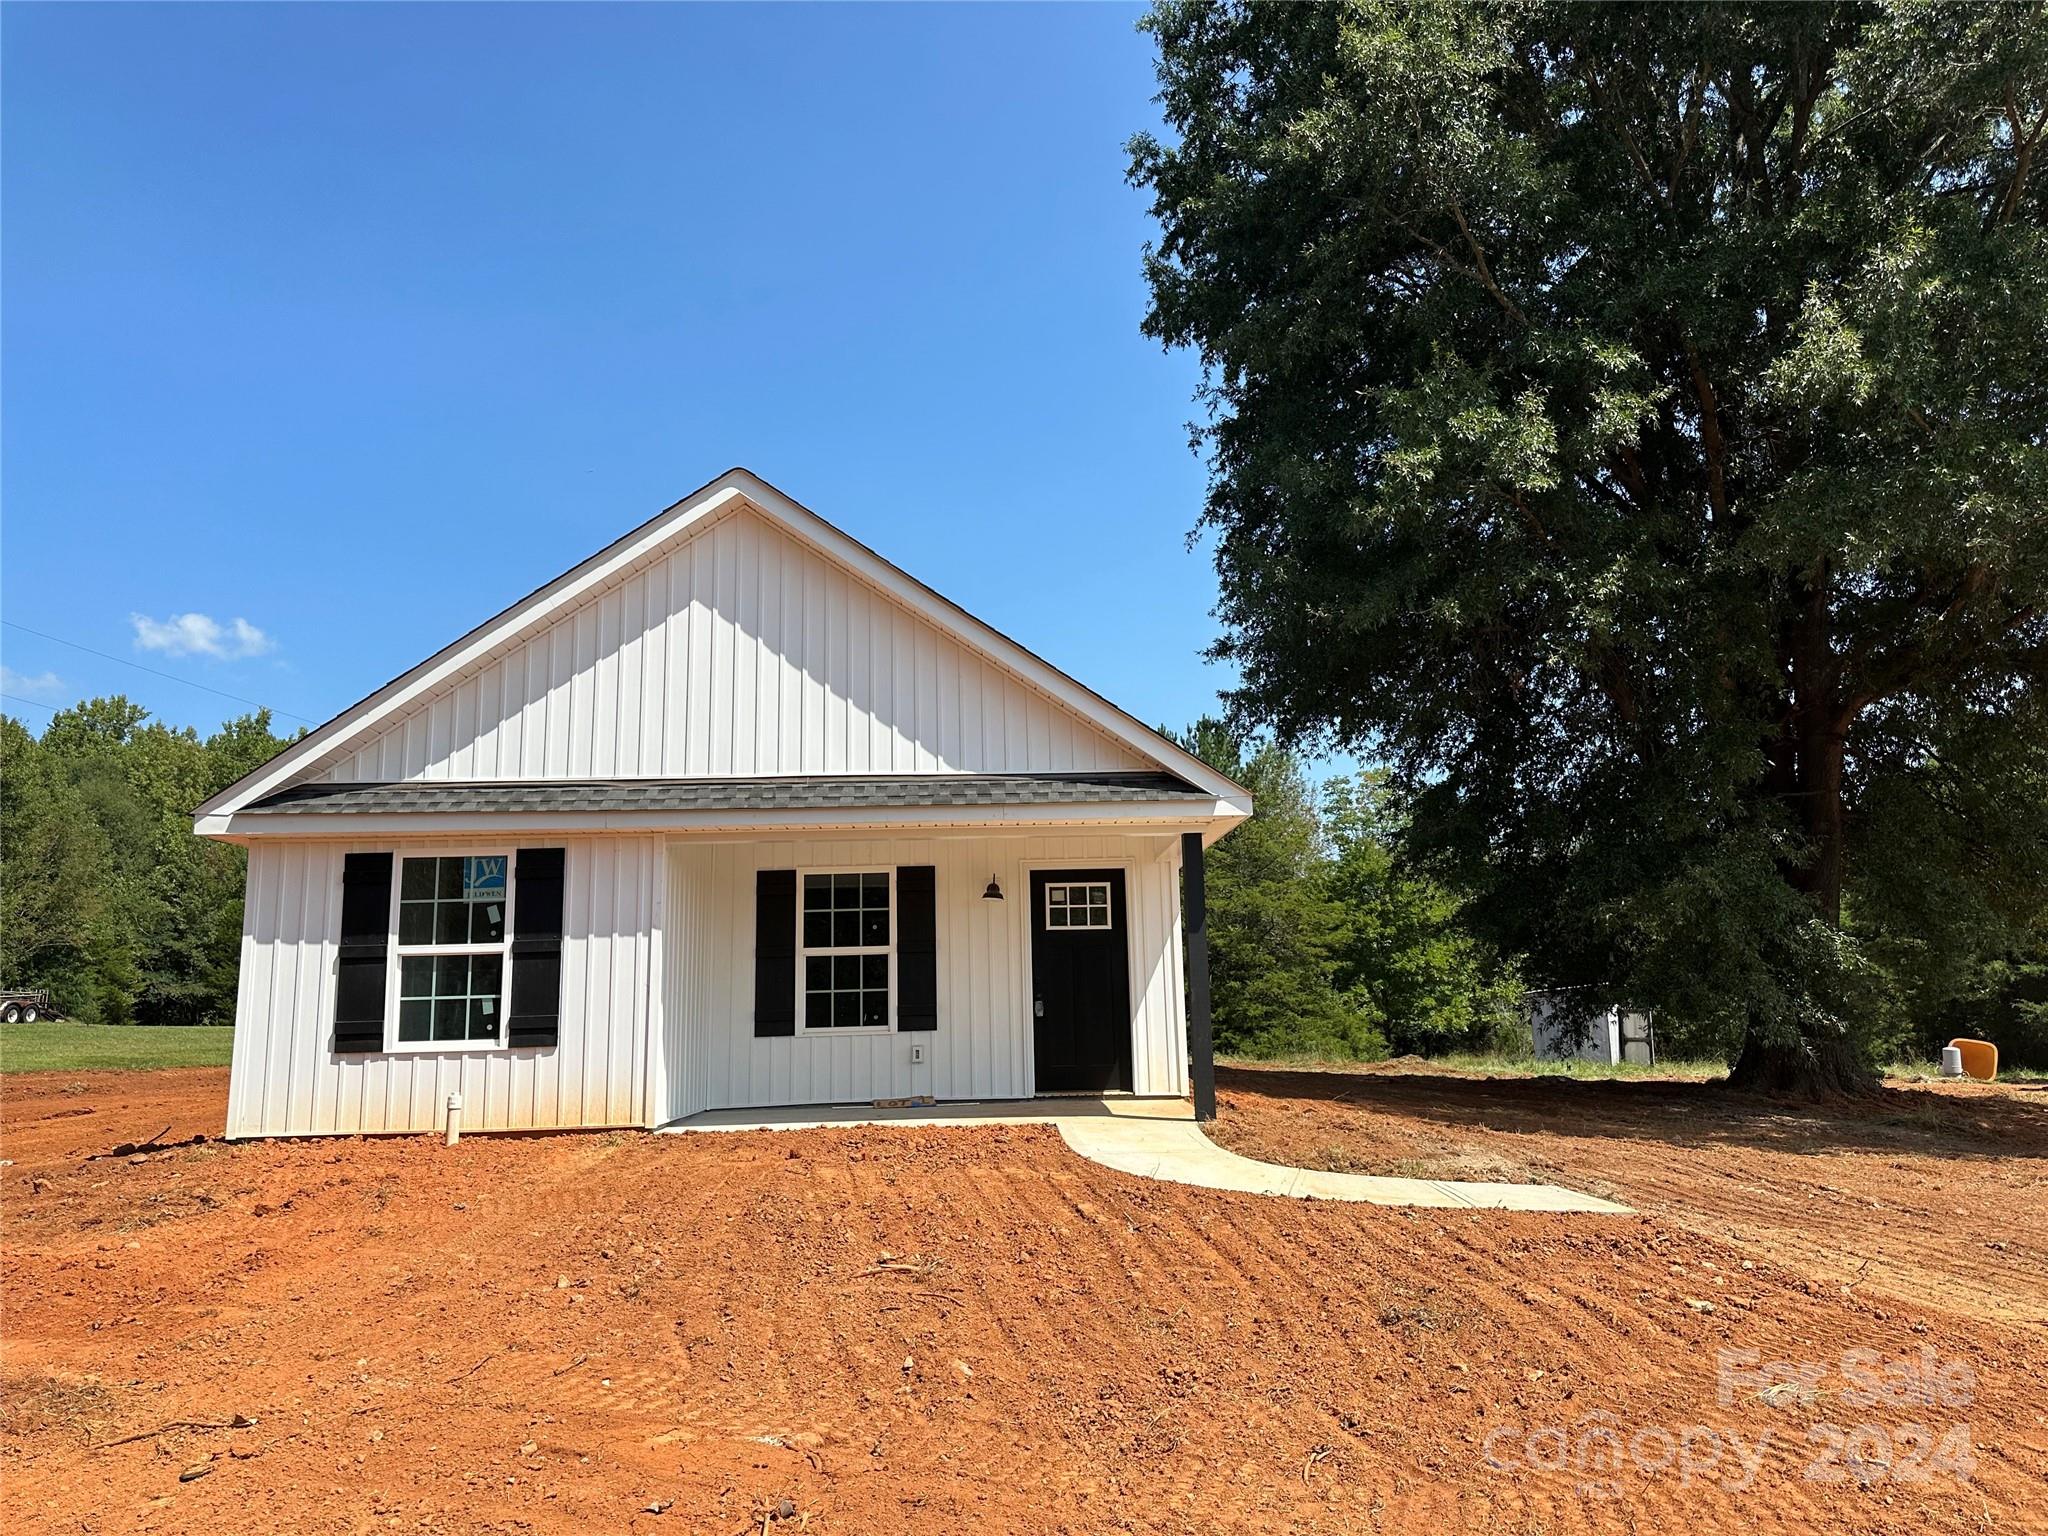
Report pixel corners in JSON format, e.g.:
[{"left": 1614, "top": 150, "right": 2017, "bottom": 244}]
[
  {"left": 793, "top": 1026, "right": 897, "bottom": 1039},
  {"left": 386, "top": 1038, "right": 508, "bottom": 1054}
]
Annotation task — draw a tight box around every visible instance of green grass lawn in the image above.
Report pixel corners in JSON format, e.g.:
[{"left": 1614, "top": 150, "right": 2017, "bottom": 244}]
[
  {"left": 1220, "top": 1050, "right": 1726, "bottom": 1081},
  {"left": 0, "top": 1023, "right": 235, "bottom": 1074},
  {"left": 1222, "top": 1049, "right": 2047, "bottom": 1084},
  {"left": 1422, "top": 1049, "right": 1730, "bottom": 1080},
  {"left": 1880, "top": 1056, "right": 2048, "bottom": 1083}
]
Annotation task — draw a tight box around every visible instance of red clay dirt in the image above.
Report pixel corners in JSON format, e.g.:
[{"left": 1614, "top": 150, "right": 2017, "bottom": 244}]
[
  {"left": 4, "top": 1065, "right": 2045, "bottom": 1534},
  {"left": 1210, "top": 1062, "right": 2048, "bottom": 1331}
]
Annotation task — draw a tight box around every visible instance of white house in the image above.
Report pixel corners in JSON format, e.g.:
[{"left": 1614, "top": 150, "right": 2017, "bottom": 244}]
[{"left": 195, "top": 469, "right": 1250, "bottom": 1140}]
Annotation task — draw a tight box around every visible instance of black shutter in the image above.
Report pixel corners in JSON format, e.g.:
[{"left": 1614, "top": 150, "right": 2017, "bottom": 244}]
[
  {"left": 508, "top": 848, "right": 565, "bottom": 1048},
  {"left": 334, "top": 852, "right": 393, "bottom": 1053},
  {"left": 897, "top": 865, "right": 937, "bottom": 1032},
  {"left": 753, "top": 869, "right": 797, "bottom": 1036}
]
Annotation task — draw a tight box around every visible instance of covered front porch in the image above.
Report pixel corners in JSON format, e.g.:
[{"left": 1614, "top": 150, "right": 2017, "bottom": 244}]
[{"left": 655, "top": 819, "right": 1221, "bottom": 1125}]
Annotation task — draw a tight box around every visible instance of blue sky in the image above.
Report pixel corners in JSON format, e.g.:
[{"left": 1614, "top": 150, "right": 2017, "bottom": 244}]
[{"left": 3, "top": 3, "right": 1299, "bottom": 766}]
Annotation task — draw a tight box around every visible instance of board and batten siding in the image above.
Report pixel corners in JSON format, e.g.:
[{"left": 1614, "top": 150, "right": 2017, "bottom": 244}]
[
  {"left": 659, "top": 833, "right": 1189, "bottom": 1120},
  {"left": 225, "top": 836, "right": 664, "bottom": 1139},
  {"left": 304, "top": 506, "right": 1144, "bottom": 787}
]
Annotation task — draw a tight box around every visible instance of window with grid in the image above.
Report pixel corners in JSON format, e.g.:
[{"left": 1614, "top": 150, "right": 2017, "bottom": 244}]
[
  {"left": 1045, "top": 881, "right": 1112, "bottom": 930},
  {"left": 393, "top": 854, "right": 511, "bottom": 1045},
  {"left": 800, "top": 871, "right": 892, "bottom": 1030}
]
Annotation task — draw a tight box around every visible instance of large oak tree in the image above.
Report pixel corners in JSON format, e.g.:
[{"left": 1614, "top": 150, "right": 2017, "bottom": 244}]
[{"left": 1131, "top": 1, "right": 2048, "bottom": 1093}]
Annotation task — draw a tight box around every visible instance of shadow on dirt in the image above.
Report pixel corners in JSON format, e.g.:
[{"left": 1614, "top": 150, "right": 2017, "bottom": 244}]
[{"left": 1216, "top": 1064, "right": 2048, "bottom": 1163}]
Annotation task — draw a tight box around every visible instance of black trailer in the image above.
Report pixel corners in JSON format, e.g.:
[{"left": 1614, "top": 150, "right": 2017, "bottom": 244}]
[{"left": 0, "top": 989, "right": 58, "bottom": 1024}]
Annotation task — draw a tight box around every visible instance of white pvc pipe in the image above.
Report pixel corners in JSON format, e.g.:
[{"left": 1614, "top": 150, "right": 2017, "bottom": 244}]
[{"left": 445, "top": 1091, "right": 463, "bottom": 1146}]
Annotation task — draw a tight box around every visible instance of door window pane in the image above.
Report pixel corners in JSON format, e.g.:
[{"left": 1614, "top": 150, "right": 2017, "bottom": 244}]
[{"left": 1046, "top": 882, "right": 1112, "bottom": 931}]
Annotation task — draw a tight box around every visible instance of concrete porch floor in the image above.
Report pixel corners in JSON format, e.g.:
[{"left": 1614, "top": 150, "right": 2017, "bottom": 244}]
[
  {"left": 660, "top": 1095, "right": 1192, "bottom": 1132},
  {"left": 660, "top": 1096, "right": 1631, "bottom": 1214}
]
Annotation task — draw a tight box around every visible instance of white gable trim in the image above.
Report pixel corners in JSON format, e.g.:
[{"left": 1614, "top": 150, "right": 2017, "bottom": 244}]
[{"left": 196, "top": 468, "right": 1251, "bottom": 821}]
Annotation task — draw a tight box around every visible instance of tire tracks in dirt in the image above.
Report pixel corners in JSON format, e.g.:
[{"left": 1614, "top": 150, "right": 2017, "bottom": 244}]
[{"left": 8, "top": 1069, "right": 2046, "bottom": 1535}]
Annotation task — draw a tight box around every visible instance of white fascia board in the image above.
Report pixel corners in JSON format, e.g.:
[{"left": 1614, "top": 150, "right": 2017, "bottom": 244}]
[
  {"left": 202, "top": 797, "right": 1250, "bottom": 843},
  {"left": 195, "top": 467, "right": 1252, "bottom": 824}
]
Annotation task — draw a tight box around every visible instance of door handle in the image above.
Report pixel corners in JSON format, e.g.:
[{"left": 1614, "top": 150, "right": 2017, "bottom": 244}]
[{"left": 1033, "top": 998, "right": 1044, "bottom": 1018}]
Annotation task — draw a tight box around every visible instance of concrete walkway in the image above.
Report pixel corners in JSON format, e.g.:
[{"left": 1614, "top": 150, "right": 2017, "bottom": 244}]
[
  {"left": 663, "top": 1097, "right": 1630, "bottom": 1213},
  {"left": 1057, "top": 1110, "right": 1630, "bottom": 1212}
]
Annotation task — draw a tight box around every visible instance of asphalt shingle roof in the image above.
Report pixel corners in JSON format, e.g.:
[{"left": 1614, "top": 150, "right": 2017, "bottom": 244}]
[{"left": 244, "top": 772, "right": 1212, "bottom": 816}]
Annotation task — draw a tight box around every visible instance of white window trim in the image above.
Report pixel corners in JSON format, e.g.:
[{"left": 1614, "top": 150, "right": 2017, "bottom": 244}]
[
  {"left": 1044, "top": 880, "right": 1114, "bottom": 932},
  {"left": 385, "top": 847, "right": 518, "bottom": 1053},
  {"left": 794, "top": 865, "right": 896, "bottom": 1037}
]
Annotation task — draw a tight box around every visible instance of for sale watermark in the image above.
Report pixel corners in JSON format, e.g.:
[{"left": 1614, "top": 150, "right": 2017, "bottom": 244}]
[{"left": 1480, "top": 1347, "right": 1977, "bottom": 1496}]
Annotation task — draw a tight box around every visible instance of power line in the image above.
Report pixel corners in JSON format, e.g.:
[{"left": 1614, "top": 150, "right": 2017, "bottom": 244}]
[
  {"left": 0, "top": 618, "right": 317, "bottom": 725},
  {"left": 2, "top": 692, "right": 58, "bottom": 714}
]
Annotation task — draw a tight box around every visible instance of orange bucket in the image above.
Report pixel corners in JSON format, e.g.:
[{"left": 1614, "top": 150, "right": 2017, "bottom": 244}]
[{"left": 1948, "top": 1038, "right": 1999, "bottom": 1082}]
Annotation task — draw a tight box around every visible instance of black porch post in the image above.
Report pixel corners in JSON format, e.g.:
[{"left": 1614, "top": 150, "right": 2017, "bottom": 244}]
[{"left": 1182, "top": 831, "right": 1217, "bottom": 1122}]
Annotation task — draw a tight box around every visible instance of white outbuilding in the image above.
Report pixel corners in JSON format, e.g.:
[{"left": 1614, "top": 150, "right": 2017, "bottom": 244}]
[
  {"left": 1528, "top": 991, "right": 1657, "bottom": 1067},
  {"left": 195, "top": 468, "right": 1250, "bottom": 1140}
]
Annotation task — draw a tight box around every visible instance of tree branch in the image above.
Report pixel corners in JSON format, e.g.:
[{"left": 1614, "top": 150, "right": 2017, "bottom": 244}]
[
  {"left": 1580, "top": 62, "right": 1675, "bottom": 217},
  {"left": 1579, "top": 467, "right": 1642, "bottom": 517},
  {"left": 1611, "top": 445, "right": 1653, "bottom": 508},
  {"left": 1681, "top": 340, "right": 1729, "bottom": 522},
  {"left": 1780, "top": 50, "right": 1831, "bottom": 210},
  {"left": 1444, "top": 199, "right": 1528, "bottom": 327},
  {"left": 1843, "top": 578, "right": 2042, "bottom": 719},
  {"left": 1988, "top": 80, "right": 2048, "bottom": 230},
  {"left": 1397, "top": 215, "right": 1527, "bottom": 329}
]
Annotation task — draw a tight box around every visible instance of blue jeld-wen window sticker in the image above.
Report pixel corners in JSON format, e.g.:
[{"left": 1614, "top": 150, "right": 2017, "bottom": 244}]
[{"left": 463, "top": 855, "right": 508, "bottom": 904}]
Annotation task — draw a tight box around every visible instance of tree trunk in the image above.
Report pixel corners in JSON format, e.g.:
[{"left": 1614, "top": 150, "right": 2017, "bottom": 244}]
[
  {"left": 1725, "top": 1026, "right": 1879, "bottom": 1100},
  {"left": 1789, "top": 715, "right": 1848, "bottom": 924},
  {"left": 1782, "top": 572, "right": 1848, "bottom": 923},
  {"left": 1735, "top": 606, "right": 1880, "bottom": 1098}
]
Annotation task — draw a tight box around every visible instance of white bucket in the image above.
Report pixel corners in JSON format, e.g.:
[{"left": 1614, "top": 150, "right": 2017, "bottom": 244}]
[{"left": 1939, "top": 1045, "right": 1965, "bottom": 1078}]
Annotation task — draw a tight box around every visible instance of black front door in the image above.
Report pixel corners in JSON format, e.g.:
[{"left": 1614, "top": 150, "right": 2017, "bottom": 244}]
[{"left": 1030, "top": 868, "right": 1132, "bottom": 1093}]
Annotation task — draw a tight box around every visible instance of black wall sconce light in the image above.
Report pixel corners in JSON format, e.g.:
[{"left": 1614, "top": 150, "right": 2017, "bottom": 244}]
[{"left": 982, "top": 875, "right": 1005, "bottom": 901}]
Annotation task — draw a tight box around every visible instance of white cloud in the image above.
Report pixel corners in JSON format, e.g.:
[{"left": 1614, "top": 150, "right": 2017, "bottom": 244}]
[
  {"left": 0, "top": 666, "right": 64, "bottom": 698},
  {"left": 130, "top": 612, "right": 275, "bottom": 661}
]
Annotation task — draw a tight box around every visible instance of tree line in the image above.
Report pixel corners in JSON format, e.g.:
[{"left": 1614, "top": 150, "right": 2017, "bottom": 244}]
[
  {"left": 1181, "top": 718, "right": 2048, "bottom": 1072},
  {"left": 1, "top": 698, "right": 297, "bottom": 1026},
  {"left": 1176, "top": 720, "right": 1520, "bottom": 1061},
  {"left": 1, "top": 694, "right": 2038, "bottom": 1071}
]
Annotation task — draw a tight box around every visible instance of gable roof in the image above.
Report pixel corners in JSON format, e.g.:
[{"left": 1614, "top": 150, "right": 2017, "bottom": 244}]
[{"left": 196, "top": 467, "right": 1251, "bottom": 823}]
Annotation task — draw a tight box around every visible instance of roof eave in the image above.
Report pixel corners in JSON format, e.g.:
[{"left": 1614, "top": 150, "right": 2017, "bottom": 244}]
[{"left": 198, "top": 795, "right": 1252, "bottom": 844}]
